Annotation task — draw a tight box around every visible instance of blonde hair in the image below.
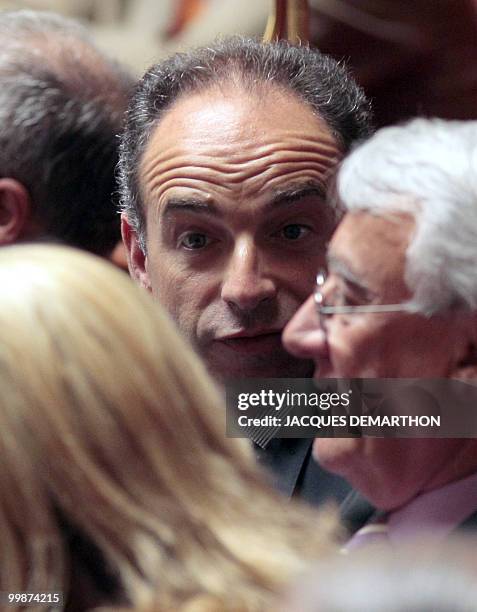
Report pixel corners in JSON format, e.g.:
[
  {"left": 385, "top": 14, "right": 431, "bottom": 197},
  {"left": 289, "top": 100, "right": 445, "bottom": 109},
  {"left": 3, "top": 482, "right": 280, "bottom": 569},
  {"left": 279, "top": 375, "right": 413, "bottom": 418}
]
[{"left": 0, "top": 244, "right": 333, "bottom": 611}]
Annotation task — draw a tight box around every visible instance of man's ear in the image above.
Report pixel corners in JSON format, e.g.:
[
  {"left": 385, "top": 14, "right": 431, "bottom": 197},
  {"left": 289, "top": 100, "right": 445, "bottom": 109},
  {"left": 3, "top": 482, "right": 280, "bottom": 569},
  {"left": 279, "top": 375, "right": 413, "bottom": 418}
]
[
  {"left": 121, "top": 213, "right": 152, "bottom": 290},
  {"left": 0, "top": 179, "right": 32, "bottom": 245},
  {"left": 453, "top": 313, "right": 477, "bottom": 380},
  {"left": 109, "top": 240, "right": 129, "bottom": 273}
]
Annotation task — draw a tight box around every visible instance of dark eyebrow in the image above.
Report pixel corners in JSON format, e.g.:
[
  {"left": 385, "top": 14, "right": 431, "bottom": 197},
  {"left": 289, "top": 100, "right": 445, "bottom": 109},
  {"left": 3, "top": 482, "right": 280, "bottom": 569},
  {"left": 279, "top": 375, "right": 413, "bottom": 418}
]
[
  {"left": 266, "top": 181, "right": 327, "bottom": 211},
  {"left": 161, "top": 181, "right": 326, "bottom": 217},
  {"left": 162, "top": 196, "right": 221, "bottom": 218},
  {"left": 326, "top": 253, "right": 375, "bottom": 298}
]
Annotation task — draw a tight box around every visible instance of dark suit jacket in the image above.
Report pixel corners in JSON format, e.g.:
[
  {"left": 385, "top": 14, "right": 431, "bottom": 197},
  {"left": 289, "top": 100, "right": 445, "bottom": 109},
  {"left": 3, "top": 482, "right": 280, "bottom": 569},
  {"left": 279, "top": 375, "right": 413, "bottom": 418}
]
[
  {"left": 457, "top": 508, "right": 477, "bottom": 532},
  {"left": 339, "top": 489, "right": 376, "bottom": 535},
  {"left": 255, "top": 438, "right": 352, "bottom": 508}
]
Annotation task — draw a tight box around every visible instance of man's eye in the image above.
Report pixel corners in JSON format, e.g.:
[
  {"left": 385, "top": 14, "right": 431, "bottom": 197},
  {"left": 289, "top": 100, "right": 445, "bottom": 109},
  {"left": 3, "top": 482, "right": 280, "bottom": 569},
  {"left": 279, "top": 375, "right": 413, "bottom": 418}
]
[
  {"left": 342, "top": 295, "right": 361, "bottom": 307},
  {"left": 336, "top": 291, "right": 363, "bottom": 308},
  {"left": 179, "top": 232, "right": 210, "bottom": 250},
  {"left": 280, "top": 224, "right": 310, "bottom": 240}
]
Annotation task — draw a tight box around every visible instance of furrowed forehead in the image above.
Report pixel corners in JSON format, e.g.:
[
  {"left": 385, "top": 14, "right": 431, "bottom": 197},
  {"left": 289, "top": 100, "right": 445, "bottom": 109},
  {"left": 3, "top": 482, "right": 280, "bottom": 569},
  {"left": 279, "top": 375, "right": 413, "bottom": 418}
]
[{"left": 137, "top": 85, "right": 341, "bottom": 211}]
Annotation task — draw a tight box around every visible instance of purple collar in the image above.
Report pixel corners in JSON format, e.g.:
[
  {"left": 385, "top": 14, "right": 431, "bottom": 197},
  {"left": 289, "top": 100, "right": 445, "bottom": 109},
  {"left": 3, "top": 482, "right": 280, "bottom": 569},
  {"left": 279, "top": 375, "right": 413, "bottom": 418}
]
[{"left": 387, "top": 471, "right": 477, "bottom": 545}]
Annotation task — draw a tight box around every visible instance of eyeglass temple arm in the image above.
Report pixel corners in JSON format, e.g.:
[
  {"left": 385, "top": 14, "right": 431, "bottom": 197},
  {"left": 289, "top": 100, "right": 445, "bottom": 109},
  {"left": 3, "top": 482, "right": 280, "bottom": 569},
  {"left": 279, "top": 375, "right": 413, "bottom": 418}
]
[{"left": 317, "top": 303, "right": 415, "bottom": 315}]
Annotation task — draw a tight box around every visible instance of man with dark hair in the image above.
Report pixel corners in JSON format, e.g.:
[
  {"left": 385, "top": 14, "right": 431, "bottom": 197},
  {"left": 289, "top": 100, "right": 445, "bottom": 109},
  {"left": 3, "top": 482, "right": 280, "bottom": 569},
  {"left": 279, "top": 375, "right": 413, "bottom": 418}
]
[
  {"left": 0, "top": 10, "right": 134, "bottom": 256},
  {"left": 119, "top": 37, "right": 372, "bottom": 505}
]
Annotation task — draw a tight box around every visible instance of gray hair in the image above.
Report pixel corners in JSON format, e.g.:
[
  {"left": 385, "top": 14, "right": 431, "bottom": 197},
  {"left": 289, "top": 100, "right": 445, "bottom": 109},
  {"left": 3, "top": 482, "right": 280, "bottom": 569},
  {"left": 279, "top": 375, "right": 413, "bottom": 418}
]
[
  {"left": 118, "top": 36, "right": 373, "bottom": 251},
  {"left": 0, "top": 9, "right": 134, "bottom": 255},
  {"left": 336, "top": 118, "right": 477, "bottom": 315}
]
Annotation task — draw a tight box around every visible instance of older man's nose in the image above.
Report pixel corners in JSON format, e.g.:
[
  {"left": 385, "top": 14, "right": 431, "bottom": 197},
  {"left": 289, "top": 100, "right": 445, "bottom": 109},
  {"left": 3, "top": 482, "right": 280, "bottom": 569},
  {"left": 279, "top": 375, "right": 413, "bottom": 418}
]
[
  {"left": 283, "top": 293, "right": 328, "bottom": 360},
  {"left": 221, "top": 240, "right": 276, "bottom": 312}
]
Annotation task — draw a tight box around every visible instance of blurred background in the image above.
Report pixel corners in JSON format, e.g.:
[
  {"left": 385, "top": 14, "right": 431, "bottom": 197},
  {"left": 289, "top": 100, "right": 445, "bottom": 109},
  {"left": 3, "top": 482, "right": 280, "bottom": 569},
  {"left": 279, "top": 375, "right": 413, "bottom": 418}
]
[
  {"left": 3, "top": 0, "right": 477, "bottom": 126},
  {"left": 0, "top": 0, "right": 270, "bottom": 74}
]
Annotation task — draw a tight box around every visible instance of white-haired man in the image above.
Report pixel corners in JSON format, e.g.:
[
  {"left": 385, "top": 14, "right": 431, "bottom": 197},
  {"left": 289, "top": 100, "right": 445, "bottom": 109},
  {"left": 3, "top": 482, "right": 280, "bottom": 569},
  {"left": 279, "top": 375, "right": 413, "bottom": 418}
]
[{"left": 284, "top": 118, "right": 477, "bottom": 545}]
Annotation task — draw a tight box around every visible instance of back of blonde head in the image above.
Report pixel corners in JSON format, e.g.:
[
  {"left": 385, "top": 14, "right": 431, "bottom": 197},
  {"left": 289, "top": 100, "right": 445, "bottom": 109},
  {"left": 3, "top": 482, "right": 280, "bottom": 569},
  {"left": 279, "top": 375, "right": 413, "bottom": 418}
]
[{"left": 0, "top": 245, "right": 332, "bottom": 611}]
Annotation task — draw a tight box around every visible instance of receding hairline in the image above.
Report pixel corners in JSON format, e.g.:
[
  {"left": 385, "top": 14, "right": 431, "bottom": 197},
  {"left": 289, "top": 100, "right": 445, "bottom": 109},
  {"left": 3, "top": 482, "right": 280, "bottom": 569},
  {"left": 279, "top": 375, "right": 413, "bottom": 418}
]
[{"left": 141, "top": 73, "right": 347, "bottom": 154}]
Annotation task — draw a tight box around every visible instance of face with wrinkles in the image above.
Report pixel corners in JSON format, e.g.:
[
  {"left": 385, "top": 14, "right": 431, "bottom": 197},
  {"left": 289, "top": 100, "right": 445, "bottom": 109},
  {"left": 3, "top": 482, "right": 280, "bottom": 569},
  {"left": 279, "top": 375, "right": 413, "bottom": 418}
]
[
  {"left": 284, "top": 212, "right": 476, "bottom": 509},
  {"left": 123, "top": 86, "right": 342, "bottom": 381}
]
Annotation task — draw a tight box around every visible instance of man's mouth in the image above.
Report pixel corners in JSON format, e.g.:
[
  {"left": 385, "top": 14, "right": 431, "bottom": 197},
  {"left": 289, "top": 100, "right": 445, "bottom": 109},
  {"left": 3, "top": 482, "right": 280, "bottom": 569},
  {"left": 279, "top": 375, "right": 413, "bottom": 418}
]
[{"left": 215, "top": 329, "right": 283, "bottom": 353}]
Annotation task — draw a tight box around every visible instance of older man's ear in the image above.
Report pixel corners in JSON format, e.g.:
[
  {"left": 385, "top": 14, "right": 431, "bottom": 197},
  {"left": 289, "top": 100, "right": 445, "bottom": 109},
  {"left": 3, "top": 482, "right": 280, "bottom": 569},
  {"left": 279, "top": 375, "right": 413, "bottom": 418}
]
[
  {"left": 120, "top": 213, "right": 152, "bottom": 291},
  {"left": 0, "top": 179, "right": 32, "bottom": 245},
  {"left": 453, "top": 314, "right": 477, "bottom": 380}
]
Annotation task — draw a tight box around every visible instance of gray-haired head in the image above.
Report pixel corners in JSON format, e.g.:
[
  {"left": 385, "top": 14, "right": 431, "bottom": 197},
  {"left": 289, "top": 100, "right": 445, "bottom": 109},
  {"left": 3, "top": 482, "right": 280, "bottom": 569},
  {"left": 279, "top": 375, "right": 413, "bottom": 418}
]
[
  {"left": 118, "top": 36, "right": 373, "bottom": 251},
  {"left": 335, "top": 118, "right": 477, "bottom": 315},
  {"left": 0, "top": 9, "right": 134, "bottom": 255}
]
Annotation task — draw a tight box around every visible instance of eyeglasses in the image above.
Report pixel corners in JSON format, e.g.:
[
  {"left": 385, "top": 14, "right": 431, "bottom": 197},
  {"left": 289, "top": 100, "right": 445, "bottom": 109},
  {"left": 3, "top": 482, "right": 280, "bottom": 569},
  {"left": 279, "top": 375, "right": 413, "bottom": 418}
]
[{"left": 314, "top": 269, "right": 416, "bottom": 328}]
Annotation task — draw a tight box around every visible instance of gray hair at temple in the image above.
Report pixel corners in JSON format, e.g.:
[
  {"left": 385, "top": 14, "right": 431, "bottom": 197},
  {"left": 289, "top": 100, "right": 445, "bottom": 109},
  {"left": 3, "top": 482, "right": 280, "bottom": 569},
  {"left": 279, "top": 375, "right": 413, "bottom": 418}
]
[
  {"left": 118, "top": 36, "right": 373, "bottom": 251},
  {"left": 336, "top": 118, "right": 477, "bottom": 315},
  {"left": 0, "top": 9, "right": 134, "bottom": 255}
]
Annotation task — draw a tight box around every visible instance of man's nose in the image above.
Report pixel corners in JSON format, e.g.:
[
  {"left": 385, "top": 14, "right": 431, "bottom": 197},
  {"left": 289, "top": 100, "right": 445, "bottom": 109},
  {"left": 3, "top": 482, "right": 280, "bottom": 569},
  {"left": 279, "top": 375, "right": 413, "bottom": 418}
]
[
  {"left": 283, "top": 293, "right": 328, "bottom": 359},
  {"left": 221, "top": 240, "right": 276, "bottom": 312}
]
